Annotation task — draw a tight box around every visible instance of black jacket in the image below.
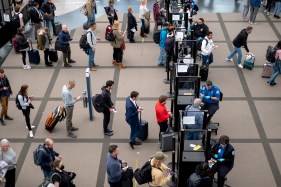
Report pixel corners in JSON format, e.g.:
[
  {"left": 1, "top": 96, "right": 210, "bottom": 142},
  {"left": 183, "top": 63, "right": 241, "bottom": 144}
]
[
  {"left": 210, "top": 143, "right": 235, "bottom": 168},
  {"left": 41, "top": 2, "right": 56, "bottom": 15},
  {"left": 100, "top": 86, "right": 113, "bottom": 111},
  {"left": 190, "top": 22, "right": 209, "bottom": 38},
  {"left": 0, "top": 75, "right": 13, "bottom": 97},
  {"left": 38, "top": 144, "right": 59, "bottom": 172},
  {"left": 127, "top": 12, "right": 137, "bottom": 31},
  {"left": 233, "top": 29, "right": 250, "bottom": 52},
  {"left": 16, "top": 33, "right": 29, "bottom": 50},
  {"left": 194, "top": 163, "right": 213, "bottom": 187},
  {"left": 29, "top": 7, "right": 42, "bottom": 23}
]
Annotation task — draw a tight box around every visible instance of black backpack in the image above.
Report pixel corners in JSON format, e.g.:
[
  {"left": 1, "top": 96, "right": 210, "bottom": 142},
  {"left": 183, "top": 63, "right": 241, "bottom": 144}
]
[
  {"left": 15, "top": 94, "right": 22, "bottom": 110},
  {"left": 92, "top": 94, "right": 103, "bottom": 113},
  {"left": 196, "top": 38, "right": 208, "bottom": 51},
  {"left": 266, "top": 45, "right": 277, "bottom": 63},
  {"left": 106, "top": 29, "right": 116, "bottom": 42},
  {"left": 79, "top": 31, "right": 92, "bottom": 50},
  {"left": 11, "top": 13, "right": 20, "bottom": 29},
  {"left": 153, "top": 30, "right": 161, "bottom": 44},
  {"left": 33, "top": 144, "right": 47, "bottom": 166},
  {"left": 134, "top": 158, "right": 160, "bottom": 185}
]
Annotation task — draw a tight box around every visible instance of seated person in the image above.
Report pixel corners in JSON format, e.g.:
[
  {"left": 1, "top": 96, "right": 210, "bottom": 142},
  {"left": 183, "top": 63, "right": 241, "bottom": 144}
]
[
  {"left": 200, "top": 80, "right": 220, "bottom": 124},
  {"left": 209, "top": 135, "right": 235, "bottom": 187},
  {"left": 188, "top": 162, "right": 213, "bottom": 187},
  {"left": 190, "top": 18, "right": 209, "bottom": 39},
  {"left": 51, "top": 159, "right": 76, "bottom": 187},
  {"left": 184, "top": 98, "right": 203, "bottom": 140}
]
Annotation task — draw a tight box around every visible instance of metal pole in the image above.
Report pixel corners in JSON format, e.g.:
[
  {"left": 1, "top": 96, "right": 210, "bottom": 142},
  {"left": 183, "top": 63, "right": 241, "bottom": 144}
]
[{"left": 85, "top": 68, "right": 93, "bottom": 121}]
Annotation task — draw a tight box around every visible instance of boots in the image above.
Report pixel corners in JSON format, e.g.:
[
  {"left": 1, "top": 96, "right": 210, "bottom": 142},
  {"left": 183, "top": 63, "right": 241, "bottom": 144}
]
[{"left": 140, "top": 28, "right": 147, "bottom": 38}]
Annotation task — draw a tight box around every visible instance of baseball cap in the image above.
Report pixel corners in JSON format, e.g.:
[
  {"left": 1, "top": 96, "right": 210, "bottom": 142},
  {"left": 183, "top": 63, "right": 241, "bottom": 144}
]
[{"left": 154, "top": 151, "right": 168, "bottom": 160}]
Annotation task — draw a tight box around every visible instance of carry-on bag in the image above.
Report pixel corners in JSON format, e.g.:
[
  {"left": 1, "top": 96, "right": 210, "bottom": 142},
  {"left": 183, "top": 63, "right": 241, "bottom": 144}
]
[
  {"left": 137, "top": 111, "right": 148, "bottom": 141},
  {"left": 45, "top": 106, "right": 66, "bottom": 132},
  {"left": 28, "top": 41, "right": 40, "bottom": 64},
  {"left": 199, "top": 64, "right": 209, "bottom": 81},
  {"left": 49, "top": 48, "right": 58, "bottom": 62},
  {"left": 261, "top": 62, "right": 273, "bottom": 78},
  {"left": 160, "top": 117, "right": 174, "bottom": 152},
  {"left": 54, "top": 16, "right": 62, "bottom": 35},
  {"left": 243, "top": 54, "right": 255, "bottom": 70}
]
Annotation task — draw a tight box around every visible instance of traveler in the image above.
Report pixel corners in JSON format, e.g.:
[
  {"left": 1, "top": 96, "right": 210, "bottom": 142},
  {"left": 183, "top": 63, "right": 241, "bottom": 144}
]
[
  {"left": 37, "top": 27, "right": 53, "bottom": 67},
  {"left": 201, "top": 31, "right": 218, "bottom": 65},
  {"left": 51, "top": 159, "right": 76, "bottom": 187},
  {"left": 85, "top": 0, "right": 96, "bottom": 26},
  {"left": 86, "top": 22, "right": 99, "bottom": 71},
  {"left": 41, "top": 0, "right": 57, "bottom": 36},
  {"left": 267, "top": 40, "right": 281, "bottom": 86},
  {"left": 158, "top": 22, "right": 170, "bottom": 66},
  {"left": 29, "top": 2, "right": 43, "bottom": 40},
  {"left": 139, "top": 0, "right": 149, "bottom": 37},
  {"left": 111, "top": 21, "right": 126, "bottom": 69},
  {"left": 127, "top": 6, "right": 137, "bottom": 43}
]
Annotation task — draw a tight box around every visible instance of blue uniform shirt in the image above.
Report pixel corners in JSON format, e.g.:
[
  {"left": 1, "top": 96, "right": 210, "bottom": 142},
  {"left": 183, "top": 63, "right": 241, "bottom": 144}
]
[{"left": 200, "top": 84, "right": 220, "bottom": 104}]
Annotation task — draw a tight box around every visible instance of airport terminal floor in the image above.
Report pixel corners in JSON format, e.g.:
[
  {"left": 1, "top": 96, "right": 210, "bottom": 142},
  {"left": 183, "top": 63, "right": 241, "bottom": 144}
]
[{"left": 0, "top": 0, "right": 281, "bottom": 186}]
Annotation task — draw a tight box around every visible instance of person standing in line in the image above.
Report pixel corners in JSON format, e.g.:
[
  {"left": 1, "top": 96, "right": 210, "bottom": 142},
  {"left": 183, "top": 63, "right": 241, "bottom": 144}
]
[
  {"left": 16, "top": 29, "right": 31, "bottom": 70},
  {"left": 41, "top": 0, "right": 57, "bottom": 36},
  {"left": 86, "top": 0, "right": 97, "bottom": 26},
  {"left": 148, "top": 151, "right": 173, "bottom": 187},
  {"left": 105, "top": 0, "right": 118, "bottom": 25},
  {"left": 242, "top": 0, "right": 250, "bottom": 21},
  {"left": 226, "top": 26, "right": 253, "bottom": 69},
  {"left": 37, "top": 27, "right": 53, "bottom": 67},
  {"left": 12, "top": 5, "right": 24, "bottom": 32},
  {"left": 0, "top": 139, "right": 17, "bottom": 187},
  {"left": 111, "top": 21, "right": 126, "bottom": 69},
  {"left": 263, "top": 0, "right": 273, "bottom": 16},
  {"left": 106, "top": 145, "right": 127, "bottom": 187},
  {"left": 157, "top": 22, "right": 170, "bottom": 66},
  {"left": 62, "top": 80, "right": 81, "bottom": 138},
  {"left": 153, "top": 0, "right": 161, "bottom": 30},
  {"left": 267, "top": 41, "right": 281, "bottom": 86},
  {"left": 29, "top": 2, "right": 43, "bottom": 40},
  {"left": 18, "top": 84, "right": 35, "bottom": 138},
  {"left": 155, "top": 95, "right": 172, "bottom": 143},
  {"left": 0, "top": 69, "right": 13, "bottom": 126},
  {"left": 248, "top": 0, "right": 261, "bottom": 24},
  {"left": 273, "top": 0, "right": 281, "bottom": 19},
  {"left": 38, "top": 138, "right": 62, "bottom": 179},
  {"left": 139, "top": 0, "right": 149, "bottom": 38},
  {"left": 86, "top": 22, "right": 99, "bottom": 71},
  {"left": 125, "top": 91, "right": 142, "bottom": 149},
  {"left": 100, "top": 80, "right": 115, "bottom": 136},
  {"left": 201, "top": 31, "right": 218, "bottom": 66},
  {"left": 58, "top": 25, "right": 76, "bottom": 68},
  {"left": 127, "top": 6, "right": 137, "bottom": 43}
]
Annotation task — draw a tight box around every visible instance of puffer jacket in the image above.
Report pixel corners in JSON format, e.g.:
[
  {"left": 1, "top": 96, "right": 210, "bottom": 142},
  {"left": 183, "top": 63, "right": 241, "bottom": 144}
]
[
  {"left": 111, "top": 29, "right": 122, "bottom": 48},
  {"left": 37, "top": 30, "right": 51, "bottom": 50}
]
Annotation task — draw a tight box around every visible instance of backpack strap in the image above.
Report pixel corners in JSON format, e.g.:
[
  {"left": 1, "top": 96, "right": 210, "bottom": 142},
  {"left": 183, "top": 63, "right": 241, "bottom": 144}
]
[
  {"left": 86, "top": 31, "right": 93, "bottom": 46},
  {"left": 51, "top": 172, "right": 62, "bottom": 183}
]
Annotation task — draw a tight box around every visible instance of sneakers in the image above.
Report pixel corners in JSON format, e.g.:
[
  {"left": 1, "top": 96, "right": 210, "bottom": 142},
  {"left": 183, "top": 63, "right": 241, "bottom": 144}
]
[
  {"left": 249, "top": 21, "right": 257, "bottom": 25},
  {"left": 264, "top": 10, "right": 267, "bottom": 13},
  {"left": 67, "top": 132, "right": 77, "bottom": 138},
  {"left": 0, "top": 119, "right": 6, "bottom": 126},
  {"left": 104, "top": 132, "right": 113, "bottom": 136},
  {"left": 238, "top": 64, "right": 243, "bottom": 69},
  {"left": 226, "top": 58, "right": 233, "bottom": 62},
  {"left": 29, "top": 131, "right": 33, "bottom": 138},
  {"left": 71, "top": 127, "right": 79, "bottom": 131},
  {"left": 23, "top": 65, "right": 31, "bottom": 70},
  {"left": 26, "top": 126, "right": 35, "bottom": 129},
  {"left": 4, "top": 115, "right": 13, "bottom": 120},
  {"left": 68, "top": 60, "right": 76, "bottom": 63},
  {"left": 64, "top": 63, "right": 72, "bottom": 67},
  {"left": 267, "top": 12, "right": 270, "bottom": 16}
]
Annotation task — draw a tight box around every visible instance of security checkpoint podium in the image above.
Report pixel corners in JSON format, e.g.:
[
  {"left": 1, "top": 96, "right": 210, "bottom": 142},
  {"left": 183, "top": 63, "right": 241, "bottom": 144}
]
[{"left": 176, "top": 110, "right": 212, "bottom": 187}]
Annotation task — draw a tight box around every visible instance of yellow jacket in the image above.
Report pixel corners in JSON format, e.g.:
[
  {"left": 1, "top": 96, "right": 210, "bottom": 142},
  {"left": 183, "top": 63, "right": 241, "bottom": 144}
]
[{"left": 149, "top": 159, "right": 171, "bottom": 186}]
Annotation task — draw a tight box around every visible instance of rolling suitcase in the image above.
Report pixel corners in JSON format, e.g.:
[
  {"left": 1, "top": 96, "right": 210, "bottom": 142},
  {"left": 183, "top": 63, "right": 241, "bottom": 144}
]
[
  {"left": 121, "top": 167, "right": 133, "bottom": 187},
  {"left": 45, "top": 106, "right": 66, "bottom": 132},
  {"left": 160, "top": 118, "right": 174, "bottom": 152},
  {"left": 49, "top": 48, "right": 58, "bottom": 62},
  {"left": 137, "top": 112, "right": 148, "bottom": 141},
  {"left": 243, "top": 54, "right": 255, "bottom": 70},
  {"left": 28, "top": 41, "right": 40, "bottom": 64},
  {"left": 199, "top": 64, "right": 209, "bottom": 81},
  {"left": 262, "top": 62, "right": 273, "bottom": 78}
]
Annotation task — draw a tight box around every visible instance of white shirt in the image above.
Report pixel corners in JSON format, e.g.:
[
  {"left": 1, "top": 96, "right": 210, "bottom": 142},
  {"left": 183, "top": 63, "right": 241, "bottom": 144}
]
[
  {"left": 201, "top": 37, "right": 215, "bottom": 56},
  {"left": 86, "top": 29, "right": 97, "bottom": 48},
  {"left": 139, "top": 4, "right": 148, "bottom": 19},
  {"left": 129, "top": 98, "right": 138, "bottom": 109}
]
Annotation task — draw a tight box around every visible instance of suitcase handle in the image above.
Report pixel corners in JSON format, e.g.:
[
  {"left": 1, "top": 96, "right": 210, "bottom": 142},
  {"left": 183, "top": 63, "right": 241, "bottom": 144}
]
[{"left": 28, "top": 39, "right": 33, "bottom": 50}]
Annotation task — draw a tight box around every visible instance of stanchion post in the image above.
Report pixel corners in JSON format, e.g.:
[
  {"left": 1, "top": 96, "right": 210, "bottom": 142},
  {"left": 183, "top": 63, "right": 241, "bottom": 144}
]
[{"left": 85, "top": 68, "right": 93, "bottom": 121}]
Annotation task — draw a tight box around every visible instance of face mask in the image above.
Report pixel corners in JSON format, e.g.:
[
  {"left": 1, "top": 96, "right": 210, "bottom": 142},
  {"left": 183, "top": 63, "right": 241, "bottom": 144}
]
[{"left": 60, "top": 165, "right": 65, "bottom": 170}]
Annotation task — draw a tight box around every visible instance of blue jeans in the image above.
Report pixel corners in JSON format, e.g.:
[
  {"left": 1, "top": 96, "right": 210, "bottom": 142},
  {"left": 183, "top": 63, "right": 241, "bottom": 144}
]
[
  {"left": 249, "top": 6, "right": 259, "bottom": 23},
  {"left": 268, "top": 61, "right": 281, "bottom": 84},
  {"left": 45, "top": 19, "right": 56, "bottom": 35},
  {"left": 129, "top": 122, "right": 141, "bottom": 143},
  {"left": 158, "top": 47, "right": 167, "bottom": 65},
  {"left": 88, "top": 48, "right": 95, "bottom": 68},
  {"left": 87, "top": 10, "right": 96, "bottom": 25},
  {"left": 202, "top": 53, "right": 213, "bottom": 65},
  {"left": 227, "top": 47, "right": 242, "bottom": 65},
  {"left": 274, "top": 2, "right": 281, "bottom": 16},
  {"left": 242, "top": 5, "right": 250, "bottom": 19},
  {"left": 186, "top": 129, "right": 201, "bottom": 140},
  {"left": 140, "top": 18, "right": 145, "bottom": 30}
]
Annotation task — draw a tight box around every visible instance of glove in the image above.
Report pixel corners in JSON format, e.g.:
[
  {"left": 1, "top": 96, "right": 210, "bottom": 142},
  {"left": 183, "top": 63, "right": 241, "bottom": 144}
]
[
  {"left": 205, "top": 96, "right": 211, "bottom": 99},
  {"left": 200, "top": 95, "right": 205, "bottom": 100},
  {"left": 213, "top": 154, "right": 218, "bottom": 159},
  {"left": 218, "top": 158, "right": 225, "bottom": 162}
]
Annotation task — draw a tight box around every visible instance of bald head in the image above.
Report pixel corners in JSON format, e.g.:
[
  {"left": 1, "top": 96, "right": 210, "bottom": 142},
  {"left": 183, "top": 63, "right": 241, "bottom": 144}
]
[
  {"left": 193, "top": 98, "right": 202, "bottom": 106},
  {"left": 62, "top": 25, "right": 68, "bottom": 32},
  {"left": 45, "top": 138, "right": 53, "bottom": 145}
]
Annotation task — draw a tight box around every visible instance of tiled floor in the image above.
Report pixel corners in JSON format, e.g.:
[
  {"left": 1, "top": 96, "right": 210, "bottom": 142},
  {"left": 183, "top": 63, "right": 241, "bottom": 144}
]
[{"left": 0, "top": 0, "right": 281, "bottom": 187}]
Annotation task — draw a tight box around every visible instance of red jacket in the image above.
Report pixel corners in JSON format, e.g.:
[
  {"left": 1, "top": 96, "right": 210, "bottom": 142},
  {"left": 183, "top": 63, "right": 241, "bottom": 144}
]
[{"left": 155, "top": 102, "right": 171, "bottom": 123}]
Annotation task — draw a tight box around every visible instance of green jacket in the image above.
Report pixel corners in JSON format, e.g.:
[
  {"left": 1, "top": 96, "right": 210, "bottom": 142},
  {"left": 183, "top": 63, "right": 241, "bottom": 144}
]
[{"left": 111, "top": 29, "right": 122, "bottom": 48}]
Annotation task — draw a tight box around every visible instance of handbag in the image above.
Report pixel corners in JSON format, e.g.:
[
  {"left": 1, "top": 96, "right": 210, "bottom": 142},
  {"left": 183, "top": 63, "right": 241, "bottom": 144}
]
[
  {"left": 43, "top": 13, "right": 54, "bottom": 21},
  {"left": 55, "top": 38, "right": 69, "bottom": 52},
  {"left": 120, "top": 39, "right": 126, "bottom": 50}
]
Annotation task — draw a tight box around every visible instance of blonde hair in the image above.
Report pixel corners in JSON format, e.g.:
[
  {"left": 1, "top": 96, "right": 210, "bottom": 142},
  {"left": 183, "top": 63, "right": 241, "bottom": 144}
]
[
  {"left": 112, "top": 20, "right": 120, "bottom": 29},
  {"left": 86, "top": 0, "right": 94, "bottom": 16},
  {"left": 141, "top": 0, "right": 147, "bottom": 5}
]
